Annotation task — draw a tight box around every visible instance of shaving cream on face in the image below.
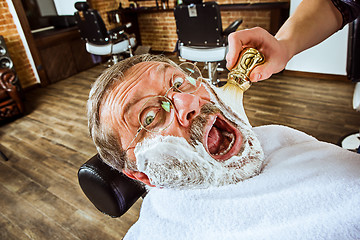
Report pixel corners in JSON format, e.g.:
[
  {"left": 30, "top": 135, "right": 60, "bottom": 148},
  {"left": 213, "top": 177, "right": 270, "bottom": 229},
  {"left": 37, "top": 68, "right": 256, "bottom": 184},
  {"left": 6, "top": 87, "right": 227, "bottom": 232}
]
[{"left": 134, "top": 80, "right": 264, "bottom": 189}]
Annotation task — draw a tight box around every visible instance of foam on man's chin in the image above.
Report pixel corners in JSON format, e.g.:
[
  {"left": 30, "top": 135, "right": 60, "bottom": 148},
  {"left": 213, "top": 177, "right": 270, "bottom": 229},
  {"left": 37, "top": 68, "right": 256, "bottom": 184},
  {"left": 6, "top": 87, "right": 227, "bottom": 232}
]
[
  {"left": 135, "top": 135, "right": 216, "bottom": 189},
  {"left": 134, "top": 131, "right": 264, "bottom": 189}
]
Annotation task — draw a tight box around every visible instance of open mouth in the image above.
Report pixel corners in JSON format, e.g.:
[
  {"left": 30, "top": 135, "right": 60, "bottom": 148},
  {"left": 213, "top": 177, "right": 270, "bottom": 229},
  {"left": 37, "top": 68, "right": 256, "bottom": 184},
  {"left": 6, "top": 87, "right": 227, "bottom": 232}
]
[{"left": 204, "top": 115, "right": 243, "bottom": 161}]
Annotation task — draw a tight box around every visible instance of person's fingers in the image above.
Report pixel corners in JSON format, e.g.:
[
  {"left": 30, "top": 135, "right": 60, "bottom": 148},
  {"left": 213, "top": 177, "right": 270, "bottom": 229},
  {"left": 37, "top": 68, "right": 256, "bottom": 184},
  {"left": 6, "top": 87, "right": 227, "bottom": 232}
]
[
  {"left": 226, "top": 27, "right": 288, "bottom": 82},
  {"left": 226, "top": 27, "right": 270, "bottom": 70},
  {"left": 226, "top": 32, "right": 243, "bottom": 70},
  {"left": 250, "top": 56, "right": 285, "bottom": 82}
]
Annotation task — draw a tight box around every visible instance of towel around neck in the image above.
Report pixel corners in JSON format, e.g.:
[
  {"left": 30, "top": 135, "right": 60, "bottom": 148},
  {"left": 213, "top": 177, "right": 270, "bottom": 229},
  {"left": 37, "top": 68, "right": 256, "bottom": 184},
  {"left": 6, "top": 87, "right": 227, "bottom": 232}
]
[{"left": 124, "top": 125, "right": 360, "bottom": 240}]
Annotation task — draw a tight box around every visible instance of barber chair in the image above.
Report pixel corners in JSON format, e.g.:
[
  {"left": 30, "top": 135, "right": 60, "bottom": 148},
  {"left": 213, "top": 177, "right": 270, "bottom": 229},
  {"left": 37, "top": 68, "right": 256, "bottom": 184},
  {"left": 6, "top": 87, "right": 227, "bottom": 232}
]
[
  {"left": 174, "top": 1, "right": 242, "bottom": 84},
  {"left": 74, "top": 2, "right": 136, "bottom": 65},
  {"left": 78, "top": 154, "right": 146, "bottom": 217},
  {"left": 0, "top": 68, "right": 24, "bottom": 124},
  {"left": 339, "top": 17, "right": 360, "bottom": 153}
]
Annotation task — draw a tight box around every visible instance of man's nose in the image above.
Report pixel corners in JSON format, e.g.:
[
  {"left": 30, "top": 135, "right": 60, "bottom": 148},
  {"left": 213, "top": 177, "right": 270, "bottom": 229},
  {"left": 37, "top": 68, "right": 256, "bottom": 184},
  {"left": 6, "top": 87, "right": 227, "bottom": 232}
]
[{"left": 169, "top": 92, "right": 203, "bottom": 127}]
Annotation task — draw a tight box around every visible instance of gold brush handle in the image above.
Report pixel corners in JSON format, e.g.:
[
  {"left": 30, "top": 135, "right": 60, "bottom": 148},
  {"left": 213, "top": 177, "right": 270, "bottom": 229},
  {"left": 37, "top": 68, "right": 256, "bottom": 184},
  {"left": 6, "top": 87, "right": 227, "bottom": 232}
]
[{"left": 227, "top": 47, "right": 265, "bottom": 92}]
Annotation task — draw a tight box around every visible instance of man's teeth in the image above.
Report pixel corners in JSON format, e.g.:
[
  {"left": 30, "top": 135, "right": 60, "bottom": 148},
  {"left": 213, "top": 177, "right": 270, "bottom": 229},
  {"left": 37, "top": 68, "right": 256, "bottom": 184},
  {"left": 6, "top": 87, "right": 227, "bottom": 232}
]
[{"left": 213, "top": 132, "right": 235, "bottom": 156}]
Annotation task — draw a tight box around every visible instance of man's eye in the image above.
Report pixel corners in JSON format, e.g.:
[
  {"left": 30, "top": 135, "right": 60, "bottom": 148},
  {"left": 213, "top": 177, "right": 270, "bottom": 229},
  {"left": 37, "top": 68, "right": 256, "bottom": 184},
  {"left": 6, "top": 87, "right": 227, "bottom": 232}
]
[
  {"left": 144, "top": 111, "right": 156, "bottom": 126},
  {"left": 173, "top": 77, "right": 184, "bottom": 89}
]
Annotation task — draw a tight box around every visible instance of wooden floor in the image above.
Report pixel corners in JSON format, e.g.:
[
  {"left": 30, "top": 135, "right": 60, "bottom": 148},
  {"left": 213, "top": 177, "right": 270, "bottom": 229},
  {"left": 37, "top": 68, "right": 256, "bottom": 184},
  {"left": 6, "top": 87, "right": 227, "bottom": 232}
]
[
  {"left": 245, "top": 72, "right": 360, "bottom": 144},
  {"left": 0, "top": 59, "right": 359, "bottom": 239}
]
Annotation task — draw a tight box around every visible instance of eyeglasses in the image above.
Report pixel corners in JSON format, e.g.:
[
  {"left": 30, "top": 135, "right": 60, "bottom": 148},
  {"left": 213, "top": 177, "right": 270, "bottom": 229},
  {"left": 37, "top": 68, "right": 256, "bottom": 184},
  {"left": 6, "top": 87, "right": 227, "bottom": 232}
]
[{"left": 125, "top": 62, "right": 203, "bottom": 151}]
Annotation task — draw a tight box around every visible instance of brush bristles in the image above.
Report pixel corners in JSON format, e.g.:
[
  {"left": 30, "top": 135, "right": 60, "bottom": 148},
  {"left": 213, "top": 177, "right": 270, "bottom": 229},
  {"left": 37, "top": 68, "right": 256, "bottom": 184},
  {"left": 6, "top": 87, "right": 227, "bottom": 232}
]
[
  {"left": 220, "top": 81, "right": 245, "bottom": 113},
  {"left": 211, "top": 80, "right": 250, "bottom": 126},
  {"left": 222, "top": 80, "right": 246, "bottom": 95}
]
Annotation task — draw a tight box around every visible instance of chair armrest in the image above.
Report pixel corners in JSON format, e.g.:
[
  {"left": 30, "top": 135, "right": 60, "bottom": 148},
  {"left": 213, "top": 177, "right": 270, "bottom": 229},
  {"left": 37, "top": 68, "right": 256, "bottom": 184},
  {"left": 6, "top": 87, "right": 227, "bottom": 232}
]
[
  {"left": 108, "top": 25, "right": 126, "bottom": 36},
  {"left": 223, "top": 18, "right": 243, "bottom": 36},
  {"left": 0, "top": 68, "right": 24, "bottom": 114},
  {"left": 78, "top": 154, "right": 147, "bottom": 218},
  {"left": 107, "top": 23, "right": 132, "bottom": 37},
  {"left": 0, "top": 68, "right": 16, "bottom": 92}
]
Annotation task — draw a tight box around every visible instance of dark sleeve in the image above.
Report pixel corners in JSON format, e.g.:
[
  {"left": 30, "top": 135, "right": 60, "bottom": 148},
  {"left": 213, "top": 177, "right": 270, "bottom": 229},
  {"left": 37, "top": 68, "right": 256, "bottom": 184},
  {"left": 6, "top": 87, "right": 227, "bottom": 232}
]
[{"left": 331, "top": 0, "right": 360, "bottom": 28}]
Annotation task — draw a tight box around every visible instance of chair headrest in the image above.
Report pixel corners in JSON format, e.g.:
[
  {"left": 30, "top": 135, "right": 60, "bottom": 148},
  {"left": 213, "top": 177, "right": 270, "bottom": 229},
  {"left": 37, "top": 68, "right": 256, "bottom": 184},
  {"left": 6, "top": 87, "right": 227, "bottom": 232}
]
[
  {"left": 78, "top": 154, "right": 146, "bottom": 217},
  {"left": 75, "top": 1, "right": 89, "bottom": 11}
]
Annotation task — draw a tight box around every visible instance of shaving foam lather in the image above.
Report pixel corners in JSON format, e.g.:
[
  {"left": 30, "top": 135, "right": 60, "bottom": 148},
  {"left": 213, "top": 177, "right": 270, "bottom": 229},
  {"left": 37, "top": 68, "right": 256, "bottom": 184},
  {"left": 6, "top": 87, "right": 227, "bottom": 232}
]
[{"left": 213, "top": 48, "right": 265, "bottom": 125}]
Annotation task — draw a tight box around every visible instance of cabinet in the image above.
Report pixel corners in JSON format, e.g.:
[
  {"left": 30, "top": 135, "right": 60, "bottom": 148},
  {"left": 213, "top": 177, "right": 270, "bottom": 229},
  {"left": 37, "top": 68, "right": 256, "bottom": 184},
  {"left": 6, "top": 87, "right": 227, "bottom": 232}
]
[{"left": 34, "top": 27, "right": 96, "bottom": 84}]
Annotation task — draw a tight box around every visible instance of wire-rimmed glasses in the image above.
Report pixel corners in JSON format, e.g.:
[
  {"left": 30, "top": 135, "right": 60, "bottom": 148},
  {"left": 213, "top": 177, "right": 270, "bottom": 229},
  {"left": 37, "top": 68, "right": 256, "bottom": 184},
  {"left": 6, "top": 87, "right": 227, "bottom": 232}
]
[{"left": 125, "top": 62, "right": 203, "bottom": 151}]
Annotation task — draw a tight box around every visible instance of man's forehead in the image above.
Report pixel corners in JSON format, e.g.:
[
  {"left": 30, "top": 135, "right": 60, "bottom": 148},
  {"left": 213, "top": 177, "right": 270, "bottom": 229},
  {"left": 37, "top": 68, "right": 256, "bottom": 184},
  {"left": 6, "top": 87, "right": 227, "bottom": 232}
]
[
  {"left": 123, "top": 61, "right": 173, "bottom": 80},
  {"left": 103, "top": 61, "right": 174, "bottom": 120},
  {"left": 117, "top": 61, "right": 174, "bottom": 104}
]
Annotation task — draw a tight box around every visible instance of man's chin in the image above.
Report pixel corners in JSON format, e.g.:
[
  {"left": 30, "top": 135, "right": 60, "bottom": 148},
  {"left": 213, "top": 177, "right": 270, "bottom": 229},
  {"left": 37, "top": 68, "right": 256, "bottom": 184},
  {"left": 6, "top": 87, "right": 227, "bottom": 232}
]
[{"left": 135, "top": 132, "right": 264, "bottom": 190}]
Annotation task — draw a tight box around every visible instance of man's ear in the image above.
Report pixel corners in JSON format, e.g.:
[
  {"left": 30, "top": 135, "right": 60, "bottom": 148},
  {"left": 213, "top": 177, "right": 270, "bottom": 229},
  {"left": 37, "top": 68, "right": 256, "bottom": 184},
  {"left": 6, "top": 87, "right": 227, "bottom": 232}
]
[{"left": 122, "top": 169, "right": 156, "bottom": 187}]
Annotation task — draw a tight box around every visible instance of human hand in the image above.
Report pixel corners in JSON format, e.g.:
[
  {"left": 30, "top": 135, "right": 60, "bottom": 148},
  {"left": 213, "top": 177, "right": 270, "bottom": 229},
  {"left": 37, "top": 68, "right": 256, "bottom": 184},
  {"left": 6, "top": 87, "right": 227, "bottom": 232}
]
[{"left": 226, "top": 27, "right": 292, "bottom": 82}]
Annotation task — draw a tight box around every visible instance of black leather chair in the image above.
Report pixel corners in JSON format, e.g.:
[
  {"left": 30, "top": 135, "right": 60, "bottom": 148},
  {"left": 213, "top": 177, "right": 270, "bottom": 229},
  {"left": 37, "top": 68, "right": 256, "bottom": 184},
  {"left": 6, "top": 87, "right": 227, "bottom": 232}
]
[
  {"left": 174, "top": 1, "right": 242, "bottom": 84},
  {"left": 74, "top": 2, "right": 136, "bottom": 65},
  {"left": 347, "top": 17, "right": 360, "bottom": 112},
  {"left": 339, "top": 16, "right": 360, "bottom": 153},
  {"left": 78, "top": 154, "right": 146, "bottom": 217},
  {"left": 347, "top": 17, "right": 360, "bottom": 84}
]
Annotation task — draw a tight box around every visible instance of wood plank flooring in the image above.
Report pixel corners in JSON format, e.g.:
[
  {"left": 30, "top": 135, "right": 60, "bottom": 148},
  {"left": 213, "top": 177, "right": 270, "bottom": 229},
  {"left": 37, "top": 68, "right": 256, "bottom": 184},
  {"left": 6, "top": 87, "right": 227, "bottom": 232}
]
[
  {"left": 0, "top": 65, "right": 142, "bottom": 240},
  {"left": 0, "top": 59, "right": 359, "bottom": 239},
  {"left": 244, "top": 72, "right": 360, "bottom": 144}
]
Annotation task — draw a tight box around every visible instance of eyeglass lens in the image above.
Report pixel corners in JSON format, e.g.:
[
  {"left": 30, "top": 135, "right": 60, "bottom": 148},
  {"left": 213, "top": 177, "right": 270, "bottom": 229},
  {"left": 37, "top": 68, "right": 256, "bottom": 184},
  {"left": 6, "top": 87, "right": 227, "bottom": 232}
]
[
  {"left": 138, "top": 96, "right": 174, "bottom": 132},
  {"left": 138, "top": 63, "right": 202, "bottom": 133},
  {"left": 171, "top": 62, "right": 202, "bottom": 93}
]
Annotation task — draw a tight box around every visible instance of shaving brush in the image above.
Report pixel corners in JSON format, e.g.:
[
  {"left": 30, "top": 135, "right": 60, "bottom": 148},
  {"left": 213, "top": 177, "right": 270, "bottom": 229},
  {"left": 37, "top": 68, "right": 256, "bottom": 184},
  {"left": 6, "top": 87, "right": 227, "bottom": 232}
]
[
  {"left": 213, "top": 48, "right": 265, "bottom": 125},
  {"left": 226, "top": 47, "right": 265, "bottom": 92}
]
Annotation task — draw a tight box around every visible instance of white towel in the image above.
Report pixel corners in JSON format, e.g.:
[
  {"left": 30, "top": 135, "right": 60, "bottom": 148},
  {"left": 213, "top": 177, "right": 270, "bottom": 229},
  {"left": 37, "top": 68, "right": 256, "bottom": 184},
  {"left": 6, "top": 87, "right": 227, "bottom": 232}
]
[{"left": 124, "top": 125, "right": 360, "bottom": 240}]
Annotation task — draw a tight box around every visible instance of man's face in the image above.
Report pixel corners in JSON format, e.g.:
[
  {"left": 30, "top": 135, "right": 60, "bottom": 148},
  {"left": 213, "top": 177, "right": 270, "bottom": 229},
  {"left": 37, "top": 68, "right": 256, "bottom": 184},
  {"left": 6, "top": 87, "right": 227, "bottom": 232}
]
[{"left": 101, "top": 61, "right": 264, "bottom": 188}]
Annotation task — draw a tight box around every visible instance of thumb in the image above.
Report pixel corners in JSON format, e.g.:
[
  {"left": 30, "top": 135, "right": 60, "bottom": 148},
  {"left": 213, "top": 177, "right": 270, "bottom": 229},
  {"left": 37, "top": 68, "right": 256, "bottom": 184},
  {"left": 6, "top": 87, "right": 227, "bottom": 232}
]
[{"left": 249, "top": 63, "right": 273, "bottom": 82}]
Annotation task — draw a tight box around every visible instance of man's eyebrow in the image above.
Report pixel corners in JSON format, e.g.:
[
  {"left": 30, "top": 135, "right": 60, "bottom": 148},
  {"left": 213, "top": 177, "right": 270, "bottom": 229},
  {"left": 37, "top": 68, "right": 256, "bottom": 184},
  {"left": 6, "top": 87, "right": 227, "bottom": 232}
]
[
  {"left": 158, "top": 64, "right": 173, "bottom": 87},
  {"left": 123, "top": 93, "right": 141, "bottom": 117},
  {"left": 156, "top": 63, "right": 169, "bottom": 73},
  {"left": 158, "top": 63, "right": 174, "bottom": 79},
  {"left": 123, "top": 63, "right": 172, "bottom": 115}
]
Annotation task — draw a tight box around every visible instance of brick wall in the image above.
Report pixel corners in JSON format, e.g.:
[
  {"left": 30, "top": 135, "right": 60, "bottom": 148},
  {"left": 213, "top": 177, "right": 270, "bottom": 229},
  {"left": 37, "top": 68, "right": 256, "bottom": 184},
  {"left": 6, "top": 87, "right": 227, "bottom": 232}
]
[
  {"left": 221, "top": 9, "right": 271, "bottom": 30},
  {"left": 0, "top": 0, "right": 37, "bottom": 89},
  {"left": 91, "top": 0, "right": 285, "bottom": 52},
  {"left": 138, "top": 11, "right": 178, "bottom": 52}
]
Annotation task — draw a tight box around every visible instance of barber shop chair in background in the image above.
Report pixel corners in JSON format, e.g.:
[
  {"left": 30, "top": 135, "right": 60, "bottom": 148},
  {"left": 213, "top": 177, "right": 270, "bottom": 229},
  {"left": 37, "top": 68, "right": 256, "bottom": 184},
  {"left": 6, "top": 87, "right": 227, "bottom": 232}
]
[
  {"left": 174, "top": 1, "right": 242, "bottom": 84},
  {"left": 0, "top": 68, "right": 24, "bottom": 124},
  {"left": 340, "top": 17, "right": 360, "bottom": 153},
  {"left": 74, "top": 2, "right": 136, "bottom": 65},
  {"left": 0, "top": 68, "right": 23, "bottom": 160}
]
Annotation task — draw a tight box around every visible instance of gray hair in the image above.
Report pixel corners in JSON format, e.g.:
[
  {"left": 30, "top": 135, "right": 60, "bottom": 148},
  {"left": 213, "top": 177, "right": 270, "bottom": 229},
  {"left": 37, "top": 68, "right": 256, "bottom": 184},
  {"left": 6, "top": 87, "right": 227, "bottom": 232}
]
[{"left": 87, "top": 54, "right": 178, "bottom": 171}]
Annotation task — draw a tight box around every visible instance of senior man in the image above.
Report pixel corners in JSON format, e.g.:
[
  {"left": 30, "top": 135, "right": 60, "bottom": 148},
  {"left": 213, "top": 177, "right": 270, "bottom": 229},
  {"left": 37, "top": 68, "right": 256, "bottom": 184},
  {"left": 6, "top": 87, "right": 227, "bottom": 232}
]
[{"left": 88, "top": 54, "right": 360, "bottom": 239}]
